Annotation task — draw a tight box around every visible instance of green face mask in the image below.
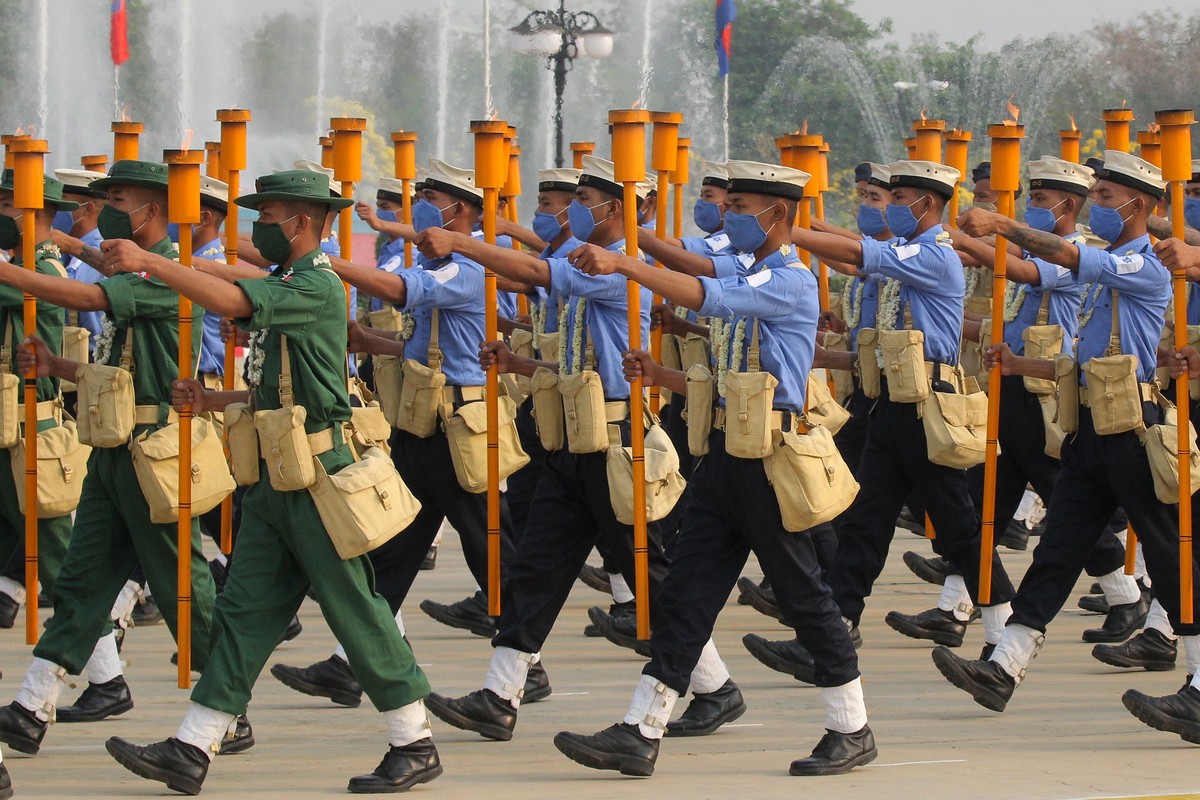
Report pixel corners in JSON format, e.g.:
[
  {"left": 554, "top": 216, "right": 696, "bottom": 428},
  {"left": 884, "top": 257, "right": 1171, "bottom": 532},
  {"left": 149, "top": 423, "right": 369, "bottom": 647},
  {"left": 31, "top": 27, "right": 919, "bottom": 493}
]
[
  {"left": 98, "top": 202, "right": 150, "bottom": 241},
  {"left": 251, "top": 216, "right": 299, "bottom": 265},
  {"left": 0, "top": 214, "right": 21, "bottom": 250}
]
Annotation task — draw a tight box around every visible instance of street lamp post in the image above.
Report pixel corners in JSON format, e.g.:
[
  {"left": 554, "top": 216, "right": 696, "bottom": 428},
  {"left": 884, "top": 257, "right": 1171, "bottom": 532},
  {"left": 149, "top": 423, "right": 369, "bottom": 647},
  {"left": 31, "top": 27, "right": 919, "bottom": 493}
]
[{"left": 511, "top": 0, "right": 613, "bottom": 168}]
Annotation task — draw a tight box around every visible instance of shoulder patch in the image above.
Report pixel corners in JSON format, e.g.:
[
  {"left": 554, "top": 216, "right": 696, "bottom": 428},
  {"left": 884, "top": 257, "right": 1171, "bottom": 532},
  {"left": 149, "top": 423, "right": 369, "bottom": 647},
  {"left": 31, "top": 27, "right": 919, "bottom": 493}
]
[
  {"left": 746, "top": 270, "right": 773, "bottom": 288},
  {"left": 432, "top": 263, "right": 461, "bottom": 284},
  {"left": 893, "top": 243, "right": 922, "bottom": 261},
  {"left": 1114, "top": 254, "right": 1145, "bottom": 275}
]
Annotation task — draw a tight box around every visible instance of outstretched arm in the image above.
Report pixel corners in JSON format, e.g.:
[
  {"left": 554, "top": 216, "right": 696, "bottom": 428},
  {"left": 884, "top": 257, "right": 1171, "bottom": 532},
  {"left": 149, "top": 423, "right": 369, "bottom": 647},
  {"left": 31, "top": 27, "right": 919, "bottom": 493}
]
[
  {"left": 102, "top": 239, "right": 253, "bottom": 318},
  {"left": 0, "top": 261, "right": 109, "bottom": 311}
]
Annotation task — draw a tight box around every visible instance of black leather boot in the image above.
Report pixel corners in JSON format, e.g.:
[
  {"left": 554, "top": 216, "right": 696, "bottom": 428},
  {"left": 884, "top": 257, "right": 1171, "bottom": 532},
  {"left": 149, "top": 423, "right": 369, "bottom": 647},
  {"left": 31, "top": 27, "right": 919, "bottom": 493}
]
[
  {"left": 742, "top": 634, "right": 815, "bottom": 684},
  {"left": 584, "top": 600, "right": 633, "bottom": 637},
  {"left": 1082, "top": 596, "right": 1150, "bottom": 643},
  {"left": 271, "top": 656, "right": 363, "bottom": 707},
  {"left": 931, "top": 646, "right": 1016, "bottom": 712},
  {"left": 0, "top": 594, "right": 18, "bottom": 629},
  {"left": 56, "top": 676, "right": 134, "bottom": 723},
  {"left": 577, "top": 563, "right": 611, "bottom": 593},
  {"left": 666, "top": 679, "right": 746, "bottom": 737},
  {"left": 1093, "top": 628, "right": 1177, "bottom": 672},
  {"left": 0, "top": 761, "right": 12, "bottom": 799},
  {"left": 418, "top": 591, "right": 496, "bottom": 637},
  {"left": 347, "top": 738, "right": 443, "bottom": 793},
  {"left": 523, "top": 661, "right": 552, "bottom": 703},
  {"left": 424, "top": 689, "right": 516, "bottom": 741},
  {"left": 0, "top": 701, "right": 48, "bottom": 755},
  {"left": 789, "top": 726, "right": 878, "bottom": 775},
  {"left": 217, "top": 715, "right": 254, "bottom": 755},
  {"left": 1122, "top": 683, "right": 1200, "bottom": 743},
  {"left": 885, "top": 607, "right": 968, "bottom": 647},
  {"left": 902, "top": 551, "right": 949, "bottom": 585},
  {"left": 554, "top": 722, "right": 659, "bottom": 776},
  {"left": 106, "top": 736, "right": 209, "bottom": 796}
]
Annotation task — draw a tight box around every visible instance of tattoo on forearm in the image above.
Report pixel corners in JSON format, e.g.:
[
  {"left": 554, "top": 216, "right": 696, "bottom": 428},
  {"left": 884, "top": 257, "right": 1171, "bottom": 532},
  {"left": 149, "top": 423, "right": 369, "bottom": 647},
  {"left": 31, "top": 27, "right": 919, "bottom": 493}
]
[
  {"left": 1004, "top": 226, "right": 1070, "bottom": 261},
  {"left": 79, "top": 244, "right": 108, "bottom": 273},
  {"left": 1147, "top": 215, "right": 1200, "bottom": 246}
]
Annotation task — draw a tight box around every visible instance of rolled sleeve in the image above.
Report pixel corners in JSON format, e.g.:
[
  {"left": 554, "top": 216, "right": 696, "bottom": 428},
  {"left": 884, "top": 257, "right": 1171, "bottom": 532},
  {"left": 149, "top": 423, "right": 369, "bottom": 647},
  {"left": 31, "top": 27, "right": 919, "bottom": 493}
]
[
  {"left": 98, "top": 274, "right": 138, "bottom": 324},
  {"left": 1075, "top": 242, "right": 1164, "bottom": 296},
  {"left": 859, "top": 237, "right": 885, "bottom": 274},
  {"left": 547, "top": 257, "right": 626, "bottom": 304},
  {"left": 235, "top": 270, "right": 341, "bottom": 333}
]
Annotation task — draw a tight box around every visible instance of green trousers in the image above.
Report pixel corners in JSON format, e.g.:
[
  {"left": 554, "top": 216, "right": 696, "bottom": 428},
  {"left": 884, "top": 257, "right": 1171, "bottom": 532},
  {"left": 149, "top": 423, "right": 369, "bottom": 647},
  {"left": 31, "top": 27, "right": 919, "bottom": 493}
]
[
  {"left": 33, "top": 446, "right": 216, "bottom": 674},
  {"left": 192, "top": 445, "right": 430, "bottom": 716},
  {"left": 0, "top": 447, "right": 70, "bottom": 599}
]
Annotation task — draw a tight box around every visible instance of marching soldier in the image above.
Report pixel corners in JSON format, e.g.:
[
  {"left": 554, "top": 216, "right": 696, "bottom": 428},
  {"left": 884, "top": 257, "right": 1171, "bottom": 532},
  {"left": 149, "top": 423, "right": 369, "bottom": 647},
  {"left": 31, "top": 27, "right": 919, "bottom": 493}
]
[
  {"left": 101, "top": 169, "right": 442, "bottom": 794},
  {"left": 413, "top": 155, "right": 741, "bottom": 741},
  {"left": 554, "top": 160, "right": 876, "bottom": 777},
  {"left": 930, "top": 152, "right": 1200, "bottom": 733},
  {"left": 0, "top": 160, "right": 217, "bottom": 754}
]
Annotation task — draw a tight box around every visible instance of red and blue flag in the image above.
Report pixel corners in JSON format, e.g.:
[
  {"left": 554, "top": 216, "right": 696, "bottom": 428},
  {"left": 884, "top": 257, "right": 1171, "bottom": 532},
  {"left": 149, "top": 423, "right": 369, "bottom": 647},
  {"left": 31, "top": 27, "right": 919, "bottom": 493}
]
[
  {"left": 715, "top": 0, "right": 735, "bottom": 76},
  {"left": 111, "top": 0, "right": 130, "bottom": 66}
]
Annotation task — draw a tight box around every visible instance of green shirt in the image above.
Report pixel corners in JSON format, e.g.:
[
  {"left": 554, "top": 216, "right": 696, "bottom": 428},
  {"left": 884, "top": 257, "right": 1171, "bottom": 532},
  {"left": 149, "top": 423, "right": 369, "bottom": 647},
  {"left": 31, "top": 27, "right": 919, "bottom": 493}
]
[
  {"left": 97, "top": 237, "right": 205, "bottom": 410},
  {"left": 235, "top": 248, "right": 350, "bottom": 432},
  {"left": 1, "top": 241, "right": 65, "bottom": 401}
]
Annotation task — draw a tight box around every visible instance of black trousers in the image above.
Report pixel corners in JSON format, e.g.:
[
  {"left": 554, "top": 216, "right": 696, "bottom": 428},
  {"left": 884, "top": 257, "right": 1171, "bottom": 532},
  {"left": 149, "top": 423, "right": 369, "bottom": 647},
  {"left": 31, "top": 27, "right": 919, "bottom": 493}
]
[
  {"left": 505, "top": 399, "right": 546, "bottom": 537},
  {"left": 372, "top": 427, "right": 517, "bottom": 614},
  {"left": 1010, "top": 406, "right": 1200, "bottom": 636},
  {"left": 647, "top": 430, "right": 858, "bottom": 691},
  {"left": 833, "top": 386, "right": 872, "bottom": 477},
  {"left": 829, "top": 385, "right": 1016, "bottom": 625},
  {"left": 493, "top": 427, "right": 671, "bottom": 655}
]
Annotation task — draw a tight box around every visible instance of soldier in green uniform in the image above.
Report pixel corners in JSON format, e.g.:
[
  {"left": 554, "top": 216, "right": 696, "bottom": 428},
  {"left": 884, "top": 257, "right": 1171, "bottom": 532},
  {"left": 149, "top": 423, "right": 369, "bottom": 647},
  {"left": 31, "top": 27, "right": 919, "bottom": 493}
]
[
  {"left": 102, "top": 170, "right": 441, "bottom": 796},
  {"left": 0, "top": 171, "right": 73, "bottom": 624},
  {"left": 0, "top": 160, "right": 216, "bottom": 756}
]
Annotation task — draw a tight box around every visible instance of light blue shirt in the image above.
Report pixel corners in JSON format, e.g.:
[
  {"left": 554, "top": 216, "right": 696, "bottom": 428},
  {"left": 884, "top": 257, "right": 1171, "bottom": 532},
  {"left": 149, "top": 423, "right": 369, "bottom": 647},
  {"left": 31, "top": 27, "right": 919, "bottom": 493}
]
[
  {"left": 397, "top": 252, "right": 486, "bottom": 387},
  {"left": 64, "top": 227, "right": 105, "bottom": 347},
  {"left": 193, "top": 238, "right": 228, "bottom": 376},
  {"left": 860, "top": 224, "right": 965, "bottom": 364},
  {"left": 368, "top": 252, "right": 406, "bottom": 313},
  {"left": 1074, "top": 233, "right": 1170, "bottom": 384},
  {"left": 1187, "top": 280, "right": 1200, "bottom": 325},
  {"left": 698, "top": 245, "right": 817, "bottom": 412},
  {"left": 548, "top": 239, "right": 651, "bottom": 400},
  {"left": 1004, "top": 233, "right": 1086, "bottom": 357},
  {"left": 845, "top": 274, "right": 883, "bottom": 350}
]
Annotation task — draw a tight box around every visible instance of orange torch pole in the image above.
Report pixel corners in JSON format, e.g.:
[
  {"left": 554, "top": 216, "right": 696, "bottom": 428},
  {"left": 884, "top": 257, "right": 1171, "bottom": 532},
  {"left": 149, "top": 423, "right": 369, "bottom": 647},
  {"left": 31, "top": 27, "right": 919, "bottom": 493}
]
[
  {"left": 81, "top": 154, "right": 108, "bottom": 174},
  {"left": 978, "top": 122, "right": 1025, "bottom": 603},
  {"left": 913, "top": 118, "right": 946, "bottom": 163},
  {"left": 472, "top": 119, "right": 508, "bottom": 617},
  {"left": 1158, "top": 108, "right": 1197, "bottom": 623},
  {"left": 391, "top": 131, "right": 419, "bottom": 268},
  {"left": 331, "top": 118, "right": 365, "bottom": 306},
  {"left": 904, "top": 137, "right": 917, "bottom": 160},
  {"left": 1102, "top": 109, "right": 1135, "bottom": 154},
  {"left": 793, "top": 133, "right": 823, "bottom": 298},
  {"left": 217, "top": 109, "right": 250, "bottom": 556},
  {"left": 648, "top": 112, "right": 681, "bottom": 415},
  {"left": 1059, "top": 127, "right": 1082, "bottom": 164},
  {"left": 165, "top": 147, "right": 203, "bottom": 687},
  {"left": 11, "top": 138, "right": 47, "bottom": 643},
  {"left": 111, "top": 121, "right": 143, "bottom": 162},
  {"left": 672, "top": 138, "right": 690, "bottom": 239},
  {"left": 943, "top": 129, "right": 973, "bottom": 230},
  {"left": 570, "top": 141, "right": 595, "bottom": 171},
  {"left": 319, "top": 136, "right": 334, "bottom": 170},
  {"left": 204, "top": 142, "right": 221, "bottom": 179},
  {"left": 610, "top": 108, "right": 652, "bottom": 639},
  {"left": 504, "top": 137, "right": 530, "bottom": 315}
]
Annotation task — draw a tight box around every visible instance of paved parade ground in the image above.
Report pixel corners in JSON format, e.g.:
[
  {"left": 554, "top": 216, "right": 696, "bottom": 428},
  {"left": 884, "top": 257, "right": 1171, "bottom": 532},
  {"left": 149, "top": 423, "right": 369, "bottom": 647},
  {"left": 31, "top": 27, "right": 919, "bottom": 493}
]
[{"left": 3, "top": 528, "right": 1198, "bottom": 800}]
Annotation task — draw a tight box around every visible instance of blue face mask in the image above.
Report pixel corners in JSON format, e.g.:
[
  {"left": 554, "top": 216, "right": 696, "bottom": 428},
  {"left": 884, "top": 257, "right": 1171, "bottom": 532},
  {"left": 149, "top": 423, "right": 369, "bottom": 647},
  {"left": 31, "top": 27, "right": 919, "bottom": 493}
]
[
  {"left": 723, "top": 207, "right": 775, "bottom": 253},
  {"left": 532, "top": 210, "right": 564, "bottom": 243},
  {"left": 376, "top": 209, "right": 398, "bottom": 223},
  {"left": 412, "top": 198, "right": 454, "bottom": 233},
  {"left": 885, "top": 196, "right": 928, "bottom": 240},
  {"left": 1184, "top": 197, "right": 1200, "bottom": 231},
  {"left": 166, "top": 222, "right": 180, "bottom": 243},
  {"left": 52, "top": 209, "right": 76, "bottom": 234},
  {"left": 693, "top": 199, "right": 723, "bottom": 234},
  {"left": 1023, "top": 198, "right": 1068, "bottom": 233},
  {"left": 566, "top": 199, "right": 610, "bottom": 243},
  {"left": 856, "top": 204, "right": 887, "bottom": 237},
  {"left": 1089, "top": 198, "right": 1134, "bottom": 243}
]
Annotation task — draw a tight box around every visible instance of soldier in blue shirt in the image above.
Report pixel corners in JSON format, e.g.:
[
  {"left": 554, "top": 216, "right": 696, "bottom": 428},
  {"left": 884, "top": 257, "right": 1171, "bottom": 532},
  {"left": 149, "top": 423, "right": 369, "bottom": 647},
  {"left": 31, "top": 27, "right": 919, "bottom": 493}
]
[
  {"left": 50, "top": 169, "right": 107, "bottom": 349},
  {"left": 780, "top": 160, "right": 1018, "bottom": 660},
  {"left": 888, "top": 157, "right": 1145, "bottom": 653},
  {"left": 933, "top": 151, "right": 1200, "bottom": 731},
  {"left": 554, "top": 160, "right": 875, "bottom": 778},
  {"left": 414, "top": 155, "right": 741, "bottom": 743}
]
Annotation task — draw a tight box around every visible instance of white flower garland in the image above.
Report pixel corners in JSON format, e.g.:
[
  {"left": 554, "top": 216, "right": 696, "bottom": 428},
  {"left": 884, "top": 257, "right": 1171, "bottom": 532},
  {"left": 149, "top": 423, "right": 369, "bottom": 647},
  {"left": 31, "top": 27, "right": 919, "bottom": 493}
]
[
  {"left": 399, "top": 312, "right": 416, "bottom": 342},
  {"left": 874, "top": 278, "right": 903, "bottom": 369},
  {"left": 712, "top": 317, "right": 748, "bottom": 398},
  {"left": 1076, "top": 283, "right": 1105, "bottom": 327},
  {"left": 313, "top": 252, "right": 331, "bottom": 268},
  {"left": 93, "top": 317, "right": 117, "bottom": 365},
  {"left": 674, "top": 304, "right": 689, "bottom": 320},
  {"left": 199, "top": 245, "right": 223, "bottom": 259},
  {"left": 842, "top": 278, "right": 865, "bottom": 331},
  {"left": 1003, "top": 281, "right": 1029, "bottom": 323},
  {"left": 557, "top": 298, "right": 588, "bottom": 374},
  {"left": 530, "top": 299, "right": 546, "bottom": 350},
  {"left": 963, "top": 266, "right": 981, "bottom": 302},
  {"left": 245, "top": 329, "right": 268, "bottom": 388},
  {"left": 36, "top": 242, "right": 62, "bottom": 261}
]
